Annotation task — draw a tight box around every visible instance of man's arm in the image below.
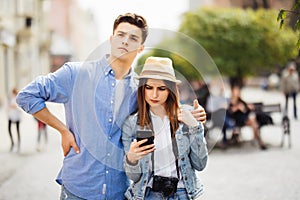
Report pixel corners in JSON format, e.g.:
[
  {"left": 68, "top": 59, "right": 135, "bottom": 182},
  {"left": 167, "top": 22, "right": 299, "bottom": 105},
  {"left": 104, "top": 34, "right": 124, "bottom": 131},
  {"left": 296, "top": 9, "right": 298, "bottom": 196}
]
[
  {"left": 33, "top": 107, "right": 79, "bottom": 156},
  {"left": 16, "top": 63, "right": 79, "bottom": 156}
]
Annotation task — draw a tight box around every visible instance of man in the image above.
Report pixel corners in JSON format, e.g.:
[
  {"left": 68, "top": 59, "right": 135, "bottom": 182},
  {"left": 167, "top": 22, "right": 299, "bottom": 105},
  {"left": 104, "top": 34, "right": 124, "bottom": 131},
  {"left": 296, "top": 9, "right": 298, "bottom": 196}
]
[
  {"left": 16, "top": 13, "right": 206, "bottom": 199},
  {"left": 281, "top": 61, "right": 299, "bottom": 119}
]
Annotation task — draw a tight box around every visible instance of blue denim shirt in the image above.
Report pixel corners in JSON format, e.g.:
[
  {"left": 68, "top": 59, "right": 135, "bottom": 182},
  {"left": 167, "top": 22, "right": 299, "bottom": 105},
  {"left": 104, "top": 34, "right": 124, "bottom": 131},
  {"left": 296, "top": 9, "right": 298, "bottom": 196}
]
[
  {"left": 122, "top": 113, "right": 208, "bottom": 200},
  {"left": 16, "top": 55, "right": 138, "bottom": 200}
]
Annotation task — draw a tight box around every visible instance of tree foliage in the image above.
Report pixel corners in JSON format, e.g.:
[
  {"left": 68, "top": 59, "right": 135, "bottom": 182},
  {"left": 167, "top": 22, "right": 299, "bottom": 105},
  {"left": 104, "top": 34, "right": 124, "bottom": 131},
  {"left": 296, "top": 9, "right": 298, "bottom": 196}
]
[
  {"left": 179, "top": 8, "right": 298, "bottom": 78},
  {"left": 277, "top": 0, "right": 300, "bottom": 48},
  {"left": 136, "top": 8, "right": 298, "bottom": 81}
]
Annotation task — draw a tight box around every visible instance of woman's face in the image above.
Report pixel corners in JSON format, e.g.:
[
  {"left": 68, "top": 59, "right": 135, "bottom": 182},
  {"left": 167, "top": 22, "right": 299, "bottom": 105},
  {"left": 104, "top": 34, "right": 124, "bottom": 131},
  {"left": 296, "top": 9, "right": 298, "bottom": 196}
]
[
  {"left": 231, "top": 86, "right": 240, "bottom": 98},
  {"left": 144, "top": 79, "right": 170, "bottom": 108}
]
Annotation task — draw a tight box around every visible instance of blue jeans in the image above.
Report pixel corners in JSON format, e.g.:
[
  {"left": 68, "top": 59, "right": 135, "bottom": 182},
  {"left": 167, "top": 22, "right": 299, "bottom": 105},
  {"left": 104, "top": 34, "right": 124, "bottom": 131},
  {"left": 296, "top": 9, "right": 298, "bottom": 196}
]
[
  {"left": 144, "top": 187, "right": 189, "bottom": 200},
  {"left": 222, "top": 115, "right": 235, "bottom": 143},
  {"left": 60, "top": 185, "right": 85, "bottom": 200},
  {"left": 285, "top": 92, "right": 297, "bottom": 119}
]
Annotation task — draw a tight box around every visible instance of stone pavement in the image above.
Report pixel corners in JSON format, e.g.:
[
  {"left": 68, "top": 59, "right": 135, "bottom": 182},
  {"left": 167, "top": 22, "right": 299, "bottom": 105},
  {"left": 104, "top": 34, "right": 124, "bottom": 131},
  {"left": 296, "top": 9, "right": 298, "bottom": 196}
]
[
  {"left": 0, "top": 87, "right": 299, "bottom": 200},
  {"left": 198, "top": 87, "right": 300, "bottom": 200},
  {"left": 0, "top": 103, "right": 64, "bottom": 200}
]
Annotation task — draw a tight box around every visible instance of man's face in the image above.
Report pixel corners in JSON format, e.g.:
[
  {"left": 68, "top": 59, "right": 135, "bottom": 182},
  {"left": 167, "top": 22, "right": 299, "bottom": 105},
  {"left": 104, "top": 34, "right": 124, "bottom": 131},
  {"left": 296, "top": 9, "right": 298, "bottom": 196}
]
[{"left": 110, "top": 22, "right": 144, "bottom": 62}]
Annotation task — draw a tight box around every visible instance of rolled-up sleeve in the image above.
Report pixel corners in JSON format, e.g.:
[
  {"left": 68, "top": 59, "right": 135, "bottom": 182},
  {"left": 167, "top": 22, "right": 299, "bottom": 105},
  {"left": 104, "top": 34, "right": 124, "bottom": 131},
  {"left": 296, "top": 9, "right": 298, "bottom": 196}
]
[{"left": 16, "top": 63, "right": 75, "bottom": 114}]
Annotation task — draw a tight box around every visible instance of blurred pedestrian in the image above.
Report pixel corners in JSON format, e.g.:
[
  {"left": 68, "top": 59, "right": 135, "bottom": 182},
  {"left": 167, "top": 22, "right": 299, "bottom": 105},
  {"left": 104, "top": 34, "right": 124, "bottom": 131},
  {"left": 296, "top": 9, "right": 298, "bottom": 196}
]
[
  {"left": 281, "top": 61, "right": 299, "bottom": 119},
  {"left": 7, "top": 87, "right": 22, "bottom": 152},
  {"left": 191, "top": 80, "right": 210, "bottom": 109},
  {"left": 35, "top": 118, "right": 48, "bottom": 151},
  {"left": 206, "top": 87, "right": 234, "bottom": 148}
]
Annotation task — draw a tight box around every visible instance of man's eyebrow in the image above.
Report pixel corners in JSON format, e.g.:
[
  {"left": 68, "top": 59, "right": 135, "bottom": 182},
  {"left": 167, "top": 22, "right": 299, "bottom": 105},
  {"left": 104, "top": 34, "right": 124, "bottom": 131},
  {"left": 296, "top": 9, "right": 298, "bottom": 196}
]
[
  {"left": 116, "top": 30, "right": 140, "bottom": 39},
  {"left": 116, "top": 30, "right": 125, "bottom": 34}
]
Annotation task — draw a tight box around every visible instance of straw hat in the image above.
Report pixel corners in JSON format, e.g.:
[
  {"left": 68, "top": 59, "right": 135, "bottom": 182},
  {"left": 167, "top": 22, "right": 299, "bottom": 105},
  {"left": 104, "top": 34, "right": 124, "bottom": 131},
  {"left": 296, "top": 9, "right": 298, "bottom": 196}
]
[{"left": 137, "top": 56, "right": 181, "bottom": 84}]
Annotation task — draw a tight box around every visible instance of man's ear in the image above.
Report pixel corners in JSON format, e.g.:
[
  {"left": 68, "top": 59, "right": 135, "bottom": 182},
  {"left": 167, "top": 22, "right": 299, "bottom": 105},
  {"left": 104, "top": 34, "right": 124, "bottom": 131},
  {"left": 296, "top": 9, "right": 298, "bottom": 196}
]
[{"left": 138, "top": 44, "right": 144, "bottom": 54}]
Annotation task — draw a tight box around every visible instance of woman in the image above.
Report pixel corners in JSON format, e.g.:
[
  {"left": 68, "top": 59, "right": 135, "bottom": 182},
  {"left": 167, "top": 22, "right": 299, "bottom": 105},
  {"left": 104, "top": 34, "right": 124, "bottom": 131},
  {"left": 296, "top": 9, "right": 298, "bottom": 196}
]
[
  {"left": 122, "top": 57, "right": 208, "bottom": 200},
  {"left": 227, "top": 85, "right": 267, "bottom": 150},
  {"left": 7, "top": 87, "right": 22, "bottom": 152}
]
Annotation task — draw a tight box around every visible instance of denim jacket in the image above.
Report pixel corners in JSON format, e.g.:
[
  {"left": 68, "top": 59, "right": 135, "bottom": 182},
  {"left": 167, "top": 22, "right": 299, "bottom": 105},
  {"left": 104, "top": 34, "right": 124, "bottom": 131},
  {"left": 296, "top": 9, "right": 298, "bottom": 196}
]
[{"left": 122, "top": 113, "right": 208, "bottom": 200}]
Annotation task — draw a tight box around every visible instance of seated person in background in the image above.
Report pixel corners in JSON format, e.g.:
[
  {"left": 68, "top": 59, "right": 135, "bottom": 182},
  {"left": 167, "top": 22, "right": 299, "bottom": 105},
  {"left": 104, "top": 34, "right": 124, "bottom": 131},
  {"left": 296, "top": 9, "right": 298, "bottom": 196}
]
[{"left": 227, "top": 85, "right": 267, "bottom": 150}]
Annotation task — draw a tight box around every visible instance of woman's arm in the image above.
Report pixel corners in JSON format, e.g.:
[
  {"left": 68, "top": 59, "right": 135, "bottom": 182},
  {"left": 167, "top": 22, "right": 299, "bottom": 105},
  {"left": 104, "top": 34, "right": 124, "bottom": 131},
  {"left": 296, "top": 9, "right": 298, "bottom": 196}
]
[
  {"left": 188, "top": 124, "right": 208, "bottom": 171},
  {"left": 122, "top": 116, "right": 143, "bottom": 182},
  {"left": 178, "top": 109, "right": 208, "bottom": 171}
]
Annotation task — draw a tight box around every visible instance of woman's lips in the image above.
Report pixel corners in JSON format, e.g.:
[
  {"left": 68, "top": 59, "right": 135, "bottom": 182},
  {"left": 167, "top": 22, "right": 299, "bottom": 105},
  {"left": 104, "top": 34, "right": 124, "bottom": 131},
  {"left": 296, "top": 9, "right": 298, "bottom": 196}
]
[{"left": 150, "top": 100, "right": 159, "bottom": 103}]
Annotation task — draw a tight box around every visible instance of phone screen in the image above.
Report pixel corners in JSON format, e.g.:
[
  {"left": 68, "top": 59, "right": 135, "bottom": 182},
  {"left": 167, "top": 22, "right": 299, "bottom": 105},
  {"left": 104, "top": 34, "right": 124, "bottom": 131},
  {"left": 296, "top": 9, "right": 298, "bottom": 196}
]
[{"left": 136, "top": 130, "right": 154, "bottom": 147}]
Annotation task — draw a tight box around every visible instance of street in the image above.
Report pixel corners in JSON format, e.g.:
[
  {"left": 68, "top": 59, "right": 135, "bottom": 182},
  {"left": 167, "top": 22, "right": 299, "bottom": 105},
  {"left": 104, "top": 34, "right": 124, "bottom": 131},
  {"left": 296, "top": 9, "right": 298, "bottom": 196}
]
[
  {"left": 0, "top": 103, "right": 63, "bottom": 200},
  {"left": 0, "top": 87, "right": 299, "bottom": 200}
]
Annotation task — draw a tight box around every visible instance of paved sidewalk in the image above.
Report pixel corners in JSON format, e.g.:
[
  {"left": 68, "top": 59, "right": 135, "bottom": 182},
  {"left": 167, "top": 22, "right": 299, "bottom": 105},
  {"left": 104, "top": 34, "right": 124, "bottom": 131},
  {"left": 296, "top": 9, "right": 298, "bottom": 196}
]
[
  {"left": 198, "top": 87, "right": 300, "bottom": 200},
  {"left": 0, "top": 103, "right": 64, "bottom": 200}
]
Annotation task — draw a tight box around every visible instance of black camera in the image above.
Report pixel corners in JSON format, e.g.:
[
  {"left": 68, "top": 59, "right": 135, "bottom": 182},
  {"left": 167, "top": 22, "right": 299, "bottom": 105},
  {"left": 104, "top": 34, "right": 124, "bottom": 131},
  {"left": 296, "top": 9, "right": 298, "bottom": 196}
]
[{"left": 152, "top": 175, "right": 179, "bottom": 196}]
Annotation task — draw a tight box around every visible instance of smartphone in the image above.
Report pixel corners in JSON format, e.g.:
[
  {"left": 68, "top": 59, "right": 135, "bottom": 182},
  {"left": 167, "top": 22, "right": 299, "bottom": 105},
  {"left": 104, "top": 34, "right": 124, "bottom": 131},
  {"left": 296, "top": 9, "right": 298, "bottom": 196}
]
[{"left": 136, "top": 129, "right": 154, "bottom": 147}]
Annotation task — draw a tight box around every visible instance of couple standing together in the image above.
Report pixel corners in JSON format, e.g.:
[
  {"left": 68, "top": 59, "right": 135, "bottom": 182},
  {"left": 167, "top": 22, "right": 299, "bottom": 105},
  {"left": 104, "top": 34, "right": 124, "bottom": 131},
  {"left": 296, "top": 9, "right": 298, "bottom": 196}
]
[{"left": 16, "top": 13, "right": 208, "bottom": 200}]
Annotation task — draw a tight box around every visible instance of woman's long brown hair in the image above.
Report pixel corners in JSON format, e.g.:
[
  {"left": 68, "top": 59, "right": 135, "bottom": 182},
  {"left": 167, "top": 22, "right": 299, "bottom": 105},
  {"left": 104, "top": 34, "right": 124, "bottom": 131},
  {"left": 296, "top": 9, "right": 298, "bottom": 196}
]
[{"left": 137, "top": 78, "right": 180, "bottom": 138}]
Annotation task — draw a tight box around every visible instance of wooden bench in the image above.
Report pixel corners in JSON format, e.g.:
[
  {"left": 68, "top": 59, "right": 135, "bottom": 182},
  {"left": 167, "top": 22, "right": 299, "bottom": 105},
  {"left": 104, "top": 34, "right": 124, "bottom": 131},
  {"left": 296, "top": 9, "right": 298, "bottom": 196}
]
[{"left": 253, "top": 103, "right": 291, "bottom": 148}]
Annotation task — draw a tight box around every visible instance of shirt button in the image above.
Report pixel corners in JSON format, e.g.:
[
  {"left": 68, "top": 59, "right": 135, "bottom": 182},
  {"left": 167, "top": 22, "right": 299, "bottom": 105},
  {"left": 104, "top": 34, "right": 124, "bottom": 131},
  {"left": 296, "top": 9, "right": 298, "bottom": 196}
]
[
  {"left": 178, "top": 135, "right": 182, "bottom": 140},
  {"left": 112, "top": 83, "right": 115, "bottom": 87},
  {"left": 107, "top": 153, "right": 110, "bottom": 157},
  {"left": 109, "top": 118, "right": 112, "bottom": 122},
  {"left": 108, "top": 136, "right": 112, "bottom": 140},
  {"left": 106, "top": 170, "right": 109, "bottom": 174},
  {"left": 111, "top": 100, "right": 113, "bottom": 104}
]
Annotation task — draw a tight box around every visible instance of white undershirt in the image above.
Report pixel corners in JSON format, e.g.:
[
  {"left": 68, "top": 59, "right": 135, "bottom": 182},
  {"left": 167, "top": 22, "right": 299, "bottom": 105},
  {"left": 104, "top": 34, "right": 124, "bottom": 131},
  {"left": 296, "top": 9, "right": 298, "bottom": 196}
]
[
  {"left": 114, "top": 79, "right": 125, "bottom": 119},
  {"left": 149, "top": 112, "right": 184, "bottom": 188}
]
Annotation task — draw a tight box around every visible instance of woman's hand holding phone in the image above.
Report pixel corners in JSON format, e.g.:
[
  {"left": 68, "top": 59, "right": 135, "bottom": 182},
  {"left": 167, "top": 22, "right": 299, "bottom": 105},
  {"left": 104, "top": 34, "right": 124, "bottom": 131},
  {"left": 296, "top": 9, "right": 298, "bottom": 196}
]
[{"left": 126, "top": 138, "right": 155, "bottom": 166}]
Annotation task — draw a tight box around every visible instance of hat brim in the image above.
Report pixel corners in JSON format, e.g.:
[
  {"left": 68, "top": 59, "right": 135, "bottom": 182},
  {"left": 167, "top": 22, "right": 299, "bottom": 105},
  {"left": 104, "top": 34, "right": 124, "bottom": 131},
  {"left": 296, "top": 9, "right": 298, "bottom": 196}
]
[{"left": 136, "top": 74, "right": 181, "bottom": 84}]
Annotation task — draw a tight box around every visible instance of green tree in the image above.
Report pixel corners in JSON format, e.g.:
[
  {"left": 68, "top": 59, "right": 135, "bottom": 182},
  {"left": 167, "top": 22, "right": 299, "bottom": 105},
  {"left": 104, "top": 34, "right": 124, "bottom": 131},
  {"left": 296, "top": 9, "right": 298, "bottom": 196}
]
[
  {"left": 178, "top": 8, "right": 298, "bottom": 83},
  {"left": 136, "top": 8, "right": 298, "bottom": 84}
]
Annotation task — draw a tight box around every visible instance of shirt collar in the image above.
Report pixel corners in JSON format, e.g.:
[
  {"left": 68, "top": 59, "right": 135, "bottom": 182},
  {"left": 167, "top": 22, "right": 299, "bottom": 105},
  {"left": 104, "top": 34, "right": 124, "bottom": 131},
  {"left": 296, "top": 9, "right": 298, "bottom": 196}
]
[{"left": 103, "top": 54, "right": 134, "bottom": 80}]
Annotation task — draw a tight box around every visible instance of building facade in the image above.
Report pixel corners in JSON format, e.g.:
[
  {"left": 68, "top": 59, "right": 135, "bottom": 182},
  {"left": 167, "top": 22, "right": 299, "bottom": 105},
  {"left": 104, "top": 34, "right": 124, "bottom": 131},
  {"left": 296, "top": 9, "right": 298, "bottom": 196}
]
[
  {"left": 0, "top": 0, "right": 99, "bottom": 105},
  {"left": 0, "top": 0, "right": 51, "bottom": 103}
]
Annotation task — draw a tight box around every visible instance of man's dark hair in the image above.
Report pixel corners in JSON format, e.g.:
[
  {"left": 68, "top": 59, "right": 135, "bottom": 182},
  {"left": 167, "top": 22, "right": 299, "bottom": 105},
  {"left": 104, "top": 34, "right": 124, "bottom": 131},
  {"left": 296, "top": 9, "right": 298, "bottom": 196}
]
[{"left": 113, "top": 13, "right": 148, "bottom": 44}]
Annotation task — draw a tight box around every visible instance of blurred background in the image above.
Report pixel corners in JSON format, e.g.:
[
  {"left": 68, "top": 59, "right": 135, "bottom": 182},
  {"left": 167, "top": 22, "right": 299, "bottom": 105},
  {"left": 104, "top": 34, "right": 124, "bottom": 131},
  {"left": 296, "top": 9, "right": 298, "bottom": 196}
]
[
  {"left": 0, "top": 0, "right": 300, "bottom": 200},
  {"left": 0, "top": 0, "right": 297, "bottom": 99}
]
